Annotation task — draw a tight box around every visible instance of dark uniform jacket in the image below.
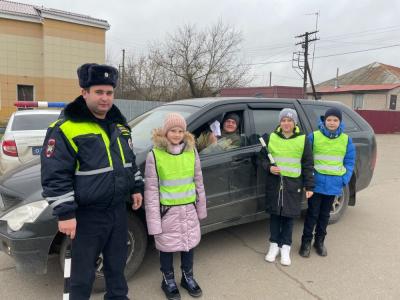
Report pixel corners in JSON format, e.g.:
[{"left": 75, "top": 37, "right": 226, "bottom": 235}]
[
  {"left": 41, "top": 96, "right": 144, "bottom": 220},
  {"left": 260, "top": 126, "right": 314, "bottom": 218}
]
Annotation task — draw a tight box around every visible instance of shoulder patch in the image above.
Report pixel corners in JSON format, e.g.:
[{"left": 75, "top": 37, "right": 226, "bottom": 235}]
[
  {"left": 128, "top": 137, "right": 133, "bottom": 150},
  {"left": 45, "top": 139, "right": 56, "bottom": 158}
]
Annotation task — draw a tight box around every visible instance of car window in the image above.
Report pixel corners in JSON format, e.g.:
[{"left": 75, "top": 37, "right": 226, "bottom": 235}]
[
  {"left": 252, "top": 109, "right": 281, "bottom": 136},
  {"left": 195, "top": 110, "right": 246, "bottom": 156},
  {"left": 129, "top": 105, "right": 199, "bottom": 152},
  {"left": 302, "top": 104, "right": 360, "bottom": 132},
  {"left": 250, "top": 108, "right": 303, "bottom": 145},
  {"left": 11, "top": 114, "right": 60, "bottom": 131}
]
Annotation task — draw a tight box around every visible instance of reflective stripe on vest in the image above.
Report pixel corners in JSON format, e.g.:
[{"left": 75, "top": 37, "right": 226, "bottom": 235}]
[
  {"left": 313, "top": 131, "right": 348, "bottom": 176},
  {"left": 58, "top": 121, "right": 127, "bottom": 175},
  {"left": 268, "top": 131, "right": 305, "bottom": 178},
  {"left": 152, "top": 148, "right": 196, "bottom": 206}
]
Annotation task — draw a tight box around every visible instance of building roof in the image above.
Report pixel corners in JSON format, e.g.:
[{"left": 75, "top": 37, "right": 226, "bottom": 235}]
[
  {"left": 220, "top": 86, "right": 304, "bottom": 99},
  {"left": 0, "top": 0, "right": 36, "bottom": 15},
  {"left": 313, "top": 84, "right": 400, "bottom": 94},
  {"left": 316, "top": 62, "right": 400, "bottom": 87},
  {"left": 0, "top": 0, "right": 109, "bottom": 29}
]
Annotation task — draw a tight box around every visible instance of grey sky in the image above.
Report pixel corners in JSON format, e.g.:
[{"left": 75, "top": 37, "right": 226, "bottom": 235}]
[{"left": 18, "top": 0, "right": 400, "bottom": 87}]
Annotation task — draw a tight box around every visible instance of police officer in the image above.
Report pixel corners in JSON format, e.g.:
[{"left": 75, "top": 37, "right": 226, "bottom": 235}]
[{"left": 41, "top": 63, "right": 144, "bottom": 300}]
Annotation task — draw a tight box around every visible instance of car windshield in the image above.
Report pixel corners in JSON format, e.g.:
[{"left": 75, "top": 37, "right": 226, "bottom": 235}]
[
  {"left": 128, "top": 105, "right": 199, "bottom": 152},
  {"left": 11, "top": 113, "right": 60, "bottom": 131}
]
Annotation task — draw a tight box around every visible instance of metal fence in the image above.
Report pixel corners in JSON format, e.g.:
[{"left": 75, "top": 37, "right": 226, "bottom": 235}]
[
  {"left": 356, "top": 110, "right": 400, "bottom": 133},
  {"left": 114, "top": 99, "right": 164, "bottom": 121}
]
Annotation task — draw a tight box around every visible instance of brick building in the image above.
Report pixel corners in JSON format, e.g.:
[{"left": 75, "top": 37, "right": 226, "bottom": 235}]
[{"left": 0, "top": 0, "right": 109, "bottom": 121}]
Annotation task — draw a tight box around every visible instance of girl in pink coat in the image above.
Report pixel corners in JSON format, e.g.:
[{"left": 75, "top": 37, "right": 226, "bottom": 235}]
[{"left": 144, "top": 113, "right": 207, "bottom": 300}]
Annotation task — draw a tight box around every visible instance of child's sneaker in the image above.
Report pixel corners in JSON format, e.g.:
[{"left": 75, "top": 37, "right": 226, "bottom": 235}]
[
  {"left": 265, "top": 242, "right": 280, "bottom": 262},
  {"left": 280, "top": 245, "right": 291, "bottom": 266}
]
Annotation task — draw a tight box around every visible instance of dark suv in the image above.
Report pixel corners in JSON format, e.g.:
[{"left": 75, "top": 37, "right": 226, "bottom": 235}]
[{"left": 0, "top": 98, "right": 376, "bottom": 288}]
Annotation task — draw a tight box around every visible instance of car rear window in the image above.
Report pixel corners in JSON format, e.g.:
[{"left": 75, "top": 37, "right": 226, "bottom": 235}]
[
  {"left": 11, "top": 114, "right": 60, "bottom": 131},
  {"left": 302, "top": 104, "right": 361, "bottom": 132}
]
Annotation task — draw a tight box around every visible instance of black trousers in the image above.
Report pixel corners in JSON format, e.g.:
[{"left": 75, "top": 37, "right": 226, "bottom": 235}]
[
  {"left": 70, "top": 204, "right": 128, "bottom": 300},
  {"left": 160, "top": 249, "right": 194, "bottom": 274},
  {"left": 302, "top": 192, "right": 336, "bottom": 243},
  {"left": 269, "top": 213, "right": 294, "bottom": 247}
]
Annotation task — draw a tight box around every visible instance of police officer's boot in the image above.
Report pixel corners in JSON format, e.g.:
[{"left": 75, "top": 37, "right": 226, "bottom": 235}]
[
  {"left": 299, "top": 241, "right": 312, "bottom": 257},
  {"left": 161, "top": 270, "right": 181, "bottom": 300},
  {"left": 181, "top": 268, "right": 202, "bottom": 297},
  {"left": 314, "top": 237, "right": 328, "bottom": 256}
]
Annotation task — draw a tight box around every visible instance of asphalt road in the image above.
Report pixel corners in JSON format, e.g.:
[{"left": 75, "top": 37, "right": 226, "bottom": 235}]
[{"left": 0, "top": 134, "right": 399, "bottom": 300}]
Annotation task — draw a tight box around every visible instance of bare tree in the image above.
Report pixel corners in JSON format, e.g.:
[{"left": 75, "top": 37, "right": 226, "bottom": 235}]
[
  {"left": 120, "top": 21, "right": 249, "bottom": 100},
  {"left": 123, "top": 56, "right": 171, "bottom": 101},
  {"left": 151, "top": 21, "right": 249, "bottom": 98}
]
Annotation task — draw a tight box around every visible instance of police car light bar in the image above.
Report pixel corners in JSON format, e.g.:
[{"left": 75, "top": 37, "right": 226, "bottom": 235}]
[{"left": 14, "top": 101, "right": 66, "bottom": 108}]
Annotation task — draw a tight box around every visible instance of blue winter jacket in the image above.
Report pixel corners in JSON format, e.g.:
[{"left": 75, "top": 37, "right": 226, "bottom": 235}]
[{"left": 308, "top": 119, "right": 356, "bottom": 196}]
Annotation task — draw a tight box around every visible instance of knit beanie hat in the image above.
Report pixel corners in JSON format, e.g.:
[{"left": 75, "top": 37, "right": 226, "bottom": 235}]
[
  {"left": 279, "top": 108, "right": 298, "bottom": 124},
  {"left": 163, "top": 113, "right": 187, "bottom": 135},
  {"left": 324, "top": 107, "right": 342, "bottom": 122},
  {"left": 222, "top": 113, "right": 240, "bottom": 126}
]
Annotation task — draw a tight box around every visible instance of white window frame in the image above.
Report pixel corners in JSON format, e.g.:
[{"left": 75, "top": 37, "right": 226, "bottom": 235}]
[{"left": 352, "top": 94, "right": 364, "bottom": 109}]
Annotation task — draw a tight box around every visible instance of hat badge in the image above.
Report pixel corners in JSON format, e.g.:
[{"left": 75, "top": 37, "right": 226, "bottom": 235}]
[{"left": 104, "top": 72, "right": 109, "bottom": 78}]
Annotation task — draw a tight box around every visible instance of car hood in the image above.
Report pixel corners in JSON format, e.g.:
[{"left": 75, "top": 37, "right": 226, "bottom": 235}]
[
  {"left": 0, "top": 149, "right": 149, "bottom": 214},
  {"left": 0, "top": 158, "right": 42, "bottom": 214}
]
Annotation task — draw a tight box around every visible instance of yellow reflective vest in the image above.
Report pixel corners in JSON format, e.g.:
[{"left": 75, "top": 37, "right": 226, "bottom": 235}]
[
  {"left": 313, "top": 130, "right": 348, "bottom": 176},
  {"left": 152, "top": 148, "right": 196, "bottom": 206},
  {"left": 268, "top": 130, "right": 305, "bottom": 178},
  {"left": 50, "top": 120, "right": 131, "bottom": 174}
]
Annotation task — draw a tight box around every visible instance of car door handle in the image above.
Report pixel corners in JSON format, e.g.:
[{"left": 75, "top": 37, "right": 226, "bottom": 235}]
[
  {"left": 232, "top": 157, "right": 251, "bottom": 165},
  {"left": 232, "top": 153, "right": 252, "bottom": 160}
]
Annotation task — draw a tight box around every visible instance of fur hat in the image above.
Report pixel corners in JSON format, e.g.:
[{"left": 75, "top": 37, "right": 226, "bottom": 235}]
[
  {"left": 279, "top": 108, "right": 298, "bottom": 124},
  {"left": 163, "top": 113, "right": 187, "bottom": 134},
  {"left": 222, "top": 113, "right": 240, "bottom": 126},
  {"left": 324, "top": 107, "right": 342, "bottom": 122},
  {"left": 77, "top": 63, "right": 118, "bottom": 88}
]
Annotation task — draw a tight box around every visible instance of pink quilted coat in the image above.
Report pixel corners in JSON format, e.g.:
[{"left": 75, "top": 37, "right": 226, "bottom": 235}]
[{"left": 144, "top": 128, "right": 207, "bottom": 252}]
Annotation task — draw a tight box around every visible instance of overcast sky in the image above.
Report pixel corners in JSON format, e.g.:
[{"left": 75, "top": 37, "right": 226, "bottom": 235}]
[{"left": 18, "top": 0, "right": 400, "bottom": 87}]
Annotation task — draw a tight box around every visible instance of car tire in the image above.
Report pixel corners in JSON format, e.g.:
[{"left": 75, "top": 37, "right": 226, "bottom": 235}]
[
  {"left": 59, "top": 213, "right": 148, "bottom": 293},
  {"left": 329, "top": 185, "right": 350, "bottom": 224}
]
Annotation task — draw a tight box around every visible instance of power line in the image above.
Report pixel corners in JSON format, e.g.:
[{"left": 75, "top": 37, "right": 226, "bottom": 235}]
[
  {"left": 245, "top": 42, "right": 400, "bottom": 66},
  {"left": 314, "top": 43, "right": 400, "bottom": 59},
  {"left": 244, "top": 59, "right": 293, "bottom": 66},
  {"left": 321, "top": 25, "right": 400, "bottom": 40},
  {"left": 241, "top": 25, "right": 400, "bottom": 54}
]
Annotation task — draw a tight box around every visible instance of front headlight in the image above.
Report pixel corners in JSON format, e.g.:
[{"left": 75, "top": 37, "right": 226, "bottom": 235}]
[{"left": 0, "top": 200, "right": 48, "bottom": 231}]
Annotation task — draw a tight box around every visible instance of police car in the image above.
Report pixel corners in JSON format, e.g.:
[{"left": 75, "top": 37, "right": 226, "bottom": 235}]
[
  {"left": 0, "top": 97, "right": 377, "bottom": 291},
  {"left": 0, "top": 103, "right": 62, "bottom": 175}
]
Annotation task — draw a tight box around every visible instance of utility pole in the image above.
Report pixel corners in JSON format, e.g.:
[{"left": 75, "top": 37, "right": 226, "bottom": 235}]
[
  {"left": 269, "top": 72, "right": 272, "bottom": 87},
  {"left": 293, "top": 31, "right": 319, "bottom": 100},
  {"left": 305, "top": 11, "right": 320, "bottom": 71},
  {"left": 121, "top": 49, "right": 126, "bottom": 98}
]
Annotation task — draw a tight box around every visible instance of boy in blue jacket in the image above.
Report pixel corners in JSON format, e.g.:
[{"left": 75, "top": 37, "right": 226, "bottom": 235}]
[{"left": 299, "top": 107, "right": 356, "bottom": 257}]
